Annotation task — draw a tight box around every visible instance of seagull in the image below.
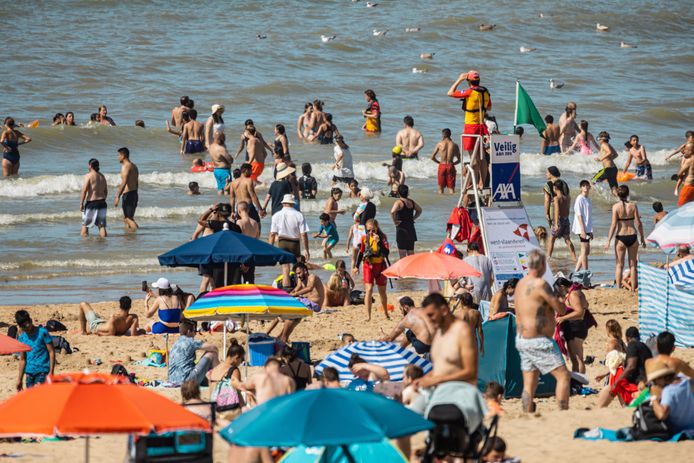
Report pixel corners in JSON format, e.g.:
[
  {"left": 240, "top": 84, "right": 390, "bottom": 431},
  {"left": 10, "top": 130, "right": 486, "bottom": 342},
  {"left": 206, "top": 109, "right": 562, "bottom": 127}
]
[
  {"left": 596, "top": 23, "right": 609, "bottom": 32},
  {"left": 321, "top": 35, "right": 336, "bottom": 43},
  {"left": 620, "top": 41, "right": 637, "bottom": 48},
  {"left": 373, "top": 29, "right": 388, "bottom": 37},
  {"left": 256, "top": 34, "right": 267, "bottom": 40},
  {"left": 405, "top": 27, "right": 421, "bottom": 32},
  {"left": 412, "top": 67, "right": 427, "bottom": 74},
  {"left": 366, "top": 1, "right": 378, "bottom": 7},
  {"left": 479, "top": 24, "right": 496, "bottom": 31},
  {"left": 419, "top": 52, "right": 435, "bottom": 60},
  {"left": 519, "top": 46, "right": 537, "bottom": 53},
  {"left": 549, "top": 79, "right": 565, "bottom": 89}
]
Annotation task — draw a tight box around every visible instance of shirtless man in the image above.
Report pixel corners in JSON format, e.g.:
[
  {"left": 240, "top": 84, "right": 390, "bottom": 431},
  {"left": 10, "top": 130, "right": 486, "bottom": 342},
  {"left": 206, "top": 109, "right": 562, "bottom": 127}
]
[
  {"left": 456, "top": 293, "right": 484, "bottom": 355},
  {"left": 240, "top": 357, "right": 295, "bottom": 405},
  {"left": 209, "top": 132, "right": 233, "bottom": 195},
  {"left": 674, "top": 154, "right": 694, "bottom": 207},
  {"left": 665, "top": 130, "right": 694, "bottom": 164},
  {"left": 245, "top": 127, "right": 269, "bottom": 183},
  {"left": 234, "top": 120, "right": 273, "bottom": 161},
  {"left": 558, "top": 102, "right": 578, "bottom": 152},
  {"left": 413, "top": 293, "right": 477, "bottom": 391},
  {"left": 80, "top": 158, "right": 108, "bottom": 238},
  {"left": 646, "top": 331, "right": 694, "bottom": 378},
  {"left": 228, "top": 163, "right": 264, "bottom": 225},
  {"left": 623, "top": 135, "right": 652, "bottom": 180},
  {"left": 430, "top": 128, "right": 461, "bottom": 194},
  {"left": 170, "top": 96, "right": 190, "bottom": 129},
  {"left": 114, "top": 147, "right": 139, "bottom": 231},
  {"left": 540, "top": 115, "right": 561, "bottom": 155},
  {"left": 514, "top": 249, "right": 570, "bottom": 412},
  {"left": 236, "top": 201, "right": 260, "bottom": 238},
  {"left": 78, "top": 296, "right": 139, "bottom": 336},
  {"left": 180, "top": 109, "right": 205, "bottom": 155},
  {"left": 595, "top": 131, "right": 619, "bottom": 197},
  {"left": 547, "top": 180, "right": 576, "bottom": 260},
  {"left": 380, "top": 296, "right": 436, "bottom": 355},
  {"left": 290, "top": 263, "right": 325, "bottom": 310},
  {"left": 396, "top": 116, "right": 424, "bottom": 159}
]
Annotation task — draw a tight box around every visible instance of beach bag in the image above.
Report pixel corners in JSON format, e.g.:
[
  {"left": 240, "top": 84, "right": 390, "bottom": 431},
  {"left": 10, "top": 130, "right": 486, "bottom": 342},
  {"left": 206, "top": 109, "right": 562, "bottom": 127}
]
[
  {"left": 631, "top": 402, "right": 670, "bottom": 440},
  {"left": 7, "top": 325, "right": 18, "bottom": 339},
  {"left": 569, "top": 270, "right": 592, "bottom": 288},
  {"left": 51, "top": 335, "right": 73, "bottom": 354},
  {"left": 211, "top": 367, "right": 242, "bottom": 412},
  {"left": 46, "top": 319, "right": 68, "bottom": 332}
]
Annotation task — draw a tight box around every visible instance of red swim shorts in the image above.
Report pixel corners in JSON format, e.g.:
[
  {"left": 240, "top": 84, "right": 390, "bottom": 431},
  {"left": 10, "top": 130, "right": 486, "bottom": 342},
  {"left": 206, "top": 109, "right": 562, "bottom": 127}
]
[
  {"left": 437, "top": 163, "right": 456, "bottom": 189},
  {"left": 363, "top": 261, "right": 387, "bottom": 286},
  {"left": 251, "top": 162, "right": 265, "bottom": 181},
  {"left": 462, "top": 124, "right": 489, "bottom": 151},
  {"left": 678, "top": 184, "right": 694, "bottom": 207}
]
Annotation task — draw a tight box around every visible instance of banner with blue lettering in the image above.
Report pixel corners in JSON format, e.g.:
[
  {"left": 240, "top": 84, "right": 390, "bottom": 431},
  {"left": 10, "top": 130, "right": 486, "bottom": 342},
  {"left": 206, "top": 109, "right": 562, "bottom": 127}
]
[{"left": 490, "top": 135, "right": 521, "bottom": 204}]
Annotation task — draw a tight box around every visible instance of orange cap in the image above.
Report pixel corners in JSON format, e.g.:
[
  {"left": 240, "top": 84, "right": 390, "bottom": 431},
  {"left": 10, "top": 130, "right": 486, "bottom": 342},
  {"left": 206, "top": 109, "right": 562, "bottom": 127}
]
[{"left": 467, "top": 70, "right": 480, "bottom": 80}]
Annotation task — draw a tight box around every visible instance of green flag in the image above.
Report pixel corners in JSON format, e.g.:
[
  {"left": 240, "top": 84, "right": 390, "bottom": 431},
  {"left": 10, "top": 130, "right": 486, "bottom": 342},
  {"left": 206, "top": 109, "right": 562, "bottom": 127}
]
[{"left": 514, "top": 81, "right": 546, "bottom": 135}]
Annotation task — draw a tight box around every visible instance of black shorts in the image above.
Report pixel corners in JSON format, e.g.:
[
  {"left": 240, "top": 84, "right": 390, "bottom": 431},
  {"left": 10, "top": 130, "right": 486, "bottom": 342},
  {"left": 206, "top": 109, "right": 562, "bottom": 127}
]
[
  {"left": 596, "top": 166, "right": 618, "bottom": 189},
  {"left": 563, "top": 319, "right": 588, "bottom": 341},
  {"left": 121, "top": 190, "right": 138, "bottom": 219},
  {"left": 579, "top": 233, "right": 593, "bottom": 243}
]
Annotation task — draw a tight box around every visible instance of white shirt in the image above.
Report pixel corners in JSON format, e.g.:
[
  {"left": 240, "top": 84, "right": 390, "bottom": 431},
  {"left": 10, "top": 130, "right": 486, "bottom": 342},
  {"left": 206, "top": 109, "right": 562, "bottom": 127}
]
[
  {"left": 270, "top": 206, "right": 309, "bottom": 240},
  {"left": 572, "top": 194, "right": 593, "bottom": 235},
  {"left": 333, "top": 145, "right": 354, "bottom": 178}
]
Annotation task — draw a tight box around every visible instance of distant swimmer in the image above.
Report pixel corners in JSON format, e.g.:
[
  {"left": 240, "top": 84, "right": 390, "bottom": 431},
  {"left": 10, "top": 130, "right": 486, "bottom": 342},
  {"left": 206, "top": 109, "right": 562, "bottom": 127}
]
[
  {"left": 594, "top": 131, "right": 620, "bottom": 197},
  {"left": 620, "top": 41, "right": 637, "bottom": 48},
  {"left": 396, "top": 116, "right": 424, "bottom": 159},
  {"left": 596, "top": 23, "right": 609, "bottom": 32},
  {"left": 114, "top": 147, "right": 139, "bottom": 231},
  {"left": 623, "top": 134, "right": 652, "bottom": 180},
  {"left": 97, "top": 105, "right": 116, "bottom": 126},
  {"left": 208, "top": 132, "right": 233, "bottom": 195},
  {"left": 479, "top": 24, "right": 496, "bottom": 31},
  {"left": 447, "top": 70, "right": 491, "bottom": 190},
  {"left": 558, "top": 102, "right": 578, "bottom": 152},
  {"left": 204, "top": 104, "right": 225, "bottom": 150},
  {"left": 540, "top": 115, "right": 561, "bottom": 155},
  {"left": 321, "top": 35, "right": 336, "bottom": 43},
  {"left": 1, "top": 117, "right": 31, "bottom": 177},
  {"left": 362, "top": 89, "right": 381, "bottom": 133},
  {"left": 80, "top": 158, "right": 108, "bottom": 238},
  {"left": 170, "top": 96, "right": 191, "bottom": 129},
  {"left": 180, "top": 109, "right": 205, "bottom": 155},
  {"left": 430, "top": 128, "right": 461, "bottom": 195},
  {"left": 549, "top": 79, "right": 564, "bottom": 89},
  {"left": 65, "top": 112, "right": 76, "bottom": 126},
  {"left": 519, "top": 46, "right": 537, "bottom": 53}
]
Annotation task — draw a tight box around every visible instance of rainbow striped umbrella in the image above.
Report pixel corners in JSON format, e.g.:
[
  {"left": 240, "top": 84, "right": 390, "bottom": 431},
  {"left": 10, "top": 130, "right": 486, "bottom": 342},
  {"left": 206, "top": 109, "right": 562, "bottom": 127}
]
[{"left": 183, "top": 284, "right": 313, "bottom": 321}]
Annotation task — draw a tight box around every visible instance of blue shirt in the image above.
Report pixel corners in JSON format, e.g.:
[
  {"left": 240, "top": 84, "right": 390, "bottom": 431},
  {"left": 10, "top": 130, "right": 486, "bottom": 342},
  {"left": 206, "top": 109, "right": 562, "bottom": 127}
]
[
  {"left": 319, "top": 223, "right": 339, "bottom": 242},
  {"left": 168, "top": 336, "right": 203, "bottom": 385},
  {"left": 661, "top": 376, "right": 694, "bottom": 433},
  {"left": 19, "top": 326, "right": 52, "bottom": 374}
]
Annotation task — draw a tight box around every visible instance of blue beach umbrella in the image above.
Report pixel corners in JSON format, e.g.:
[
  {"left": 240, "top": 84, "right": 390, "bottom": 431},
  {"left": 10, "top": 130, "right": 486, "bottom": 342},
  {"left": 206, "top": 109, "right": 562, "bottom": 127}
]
[
  {"left": 219, "top": 388, "right": 432, "bottom": 447},
  {"left": 279, "top": 439, "right": 407, "bottom": 463},
  {"left": 314, "top": 341, "right": 432, "bottom": 382}
]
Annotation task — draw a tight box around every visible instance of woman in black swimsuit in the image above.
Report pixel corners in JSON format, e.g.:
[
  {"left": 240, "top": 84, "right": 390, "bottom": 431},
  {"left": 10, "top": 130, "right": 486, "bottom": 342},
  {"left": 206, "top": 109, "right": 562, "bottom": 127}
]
[
  {"left": 274, "top": 124, "right": 290, "bottom": 160},
  {"left": 390, "top": 184, "right": 422, "bottom": 258},
  {"left": 605, "top": 185, "right": 645, "bottom": 291}
]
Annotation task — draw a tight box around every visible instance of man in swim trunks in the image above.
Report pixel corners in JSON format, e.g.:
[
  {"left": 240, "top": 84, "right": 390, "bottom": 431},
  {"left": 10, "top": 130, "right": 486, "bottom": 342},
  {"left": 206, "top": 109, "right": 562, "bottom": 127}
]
[
  {"left": 78, "top": 296, "right": 139, "bottom": 336},
  {"left": 430, "top": 128, "right": 461, "bottom": 194},
  {"left": 228, "top": 163, "right": 264, "bottom": 226},
  {"left": 290, "top": 262, "right": 325, "bottom": 312},
  {"left": 234, "top": 119, "right": 273, "bottom": 161},
  {"left": 114, "top": 147, "right": 139, "bottom": 231},
  {"left": 548, "top": 180, "right": 576, "bottom": 261},
  {"left": 170, "top": 95, "right": 190, "bottom": 129},
  {"left": 514, "top": 249, "right": 571, "bottom": 412},
  {"left": 396, "top": 115, "right": 424, "bottom": 159},
  {"left": 209, "top": 132, "right": 233, "bottom": 195},
  {"left": 675, "top": 154, "right": 694, "bottom": 207},
  {"left": 80, "top": 158, "right": 108, "bottom": 238},
  {"left": 244, "top": 127, "right": 268, "bottom": 183},
  {"left": 594, "top": 131, "right": 619, "bottom": 197},
  {"left": 447, "top": 70, "right": 492, "bottom": 189},
  {"left": 540, "top": 115, "right": 561, "bottom": 155},
  {"left": 380, "top": 296, "right": 436, "bottom": 355},
  {"left": 180, "top": 109, "right": 205, "bottom": 155},
  {"left": 623, "top": 135, "right": 652, "bottom": 180}
]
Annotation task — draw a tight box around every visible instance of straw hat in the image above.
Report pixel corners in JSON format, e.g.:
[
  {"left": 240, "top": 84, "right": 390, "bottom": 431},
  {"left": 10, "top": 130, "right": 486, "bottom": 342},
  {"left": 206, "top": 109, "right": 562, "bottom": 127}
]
[
  {"left": 211, "top": 104, "right": 225, "bottom": 114},
  {"left": 646, "top": 360, "right": 675, "bottom": 382},
  {"left": 275, "top": 162, "right": 296, "bottom": 180},
  {"left": 281, "top": 194, "right": 296, "bottom": 205}
]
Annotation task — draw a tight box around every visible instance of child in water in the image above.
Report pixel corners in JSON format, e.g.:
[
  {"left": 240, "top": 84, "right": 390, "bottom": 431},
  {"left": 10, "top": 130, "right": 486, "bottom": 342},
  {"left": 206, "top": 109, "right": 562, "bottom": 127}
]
[{"left": 314, "top": 213, "right": 339, "bottom": 258}]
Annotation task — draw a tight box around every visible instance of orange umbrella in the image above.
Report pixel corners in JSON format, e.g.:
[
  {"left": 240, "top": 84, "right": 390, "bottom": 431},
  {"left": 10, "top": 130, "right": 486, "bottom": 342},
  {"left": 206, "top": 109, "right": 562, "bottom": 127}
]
[
  {"left": 0, "top": 333, "right": 31, "bottom": 354},
  {"left": 0, "top": 372, "right": 210, "bottom": 462},
  {"left": 382, "top": 252, "right": 481, "bottom": 280}
]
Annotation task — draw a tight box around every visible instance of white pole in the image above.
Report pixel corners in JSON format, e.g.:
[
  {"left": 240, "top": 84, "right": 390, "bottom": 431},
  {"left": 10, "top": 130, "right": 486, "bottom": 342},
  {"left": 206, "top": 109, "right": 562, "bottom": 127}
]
[
  {"left": 223, "top": 318, "right": 228, "bottom": 355},
  {"left": 514, "top": 80, "right": 519, "bottom": 130}
]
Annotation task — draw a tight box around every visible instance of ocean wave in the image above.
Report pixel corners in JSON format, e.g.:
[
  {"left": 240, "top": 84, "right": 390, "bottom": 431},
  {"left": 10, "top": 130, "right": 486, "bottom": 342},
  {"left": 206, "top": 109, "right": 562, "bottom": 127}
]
[
  {"left": 0, "top": 206, "right": 204, "bottom": 226},
  {"left": 0, "top": 257, "right": 159, "bottom": 272}
]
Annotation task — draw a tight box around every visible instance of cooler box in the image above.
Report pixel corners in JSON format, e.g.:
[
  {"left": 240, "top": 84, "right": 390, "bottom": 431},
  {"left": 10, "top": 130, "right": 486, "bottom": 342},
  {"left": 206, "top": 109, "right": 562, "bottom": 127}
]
[
  {"left": 249, "top": 340, "right": 275, "bottom": 367},
  {"left": 291, "top": 341, "right": 311, "bottom": 364}
]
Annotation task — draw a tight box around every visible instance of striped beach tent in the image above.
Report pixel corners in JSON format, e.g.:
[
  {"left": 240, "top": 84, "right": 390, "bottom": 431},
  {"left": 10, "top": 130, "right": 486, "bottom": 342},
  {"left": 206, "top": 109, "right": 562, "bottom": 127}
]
[
  {"left": 668, "top": 258, "right": 694, "bottom": 292},
  {"left": 638, "top": 262, "right": 694, "bottom": 347},
  {"left": 315, "top": 341, "right": 432, "bottom": 382}
]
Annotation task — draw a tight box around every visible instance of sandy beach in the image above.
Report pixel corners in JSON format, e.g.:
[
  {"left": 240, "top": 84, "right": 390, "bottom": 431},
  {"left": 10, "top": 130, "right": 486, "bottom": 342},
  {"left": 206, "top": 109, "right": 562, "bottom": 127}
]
[{"left": 1, "top": 287, "right": 692, "bottom": 462}]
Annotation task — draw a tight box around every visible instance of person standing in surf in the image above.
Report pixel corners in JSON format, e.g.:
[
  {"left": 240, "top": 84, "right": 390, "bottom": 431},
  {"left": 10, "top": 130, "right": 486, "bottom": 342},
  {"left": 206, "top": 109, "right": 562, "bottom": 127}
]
[
  {"left": 80, "top": 158, "right": 108, "bottom": 238},
  {"left": 623, "top": 135, "right": 652, "bottom": 180},
  {"left": 1, "top": 117, "right": 31, "bottom": 177},
  {"left": 558, "top": 102, "right": 578, "bottom": 152},
  {"left": 447, "top": 70, "right": 492, "bottom": 190},
  {"left": 114, "top": 147, "right": 139, "bottom": 232},
  {"left": 594, "top": 131, "right": 620, "bottom": 197},
  {"left": 362, "top": 90, "right": 381, "bottom": 133}
]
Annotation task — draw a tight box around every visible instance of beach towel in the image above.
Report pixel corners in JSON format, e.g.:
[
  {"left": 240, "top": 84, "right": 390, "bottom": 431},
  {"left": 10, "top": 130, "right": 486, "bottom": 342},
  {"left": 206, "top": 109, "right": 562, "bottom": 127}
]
[
  {"left": 574, "top": 427, "right": 693, "bottom": 442},
  {"left": 446, "top": 207, "right": 473, "bottom": 242}
]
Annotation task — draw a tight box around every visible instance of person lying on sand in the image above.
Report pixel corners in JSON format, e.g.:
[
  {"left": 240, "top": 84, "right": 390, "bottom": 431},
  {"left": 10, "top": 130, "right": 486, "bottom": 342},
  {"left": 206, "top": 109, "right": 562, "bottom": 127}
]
[{"left": 78, "top": 297, "right": 139, "bottom": 336}]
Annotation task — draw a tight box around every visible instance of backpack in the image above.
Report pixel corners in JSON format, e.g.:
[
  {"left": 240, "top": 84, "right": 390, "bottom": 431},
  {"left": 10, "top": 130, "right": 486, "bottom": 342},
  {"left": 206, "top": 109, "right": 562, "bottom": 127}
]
[
  {"left": 569, "top": 270, "right": 593, "bottom": 288},
  {"left": 211, "top": 367, "right": 243, "bottom": 412},
  {"left": 631, "top": 402, "right": 670, "bottom": 440}
]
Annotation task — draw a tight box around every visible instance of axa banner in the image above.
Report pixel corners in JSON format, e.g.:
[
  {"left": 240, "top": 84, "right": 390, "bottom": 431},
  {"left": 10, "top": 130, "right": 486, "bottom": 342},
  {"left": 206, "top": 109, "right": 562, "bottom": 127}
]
[
  {"left": 481, "top": 206, "right": 553, "bottom": 291},
  {"left": 490, "top": 135, "right": 521, "bottom": 204}
]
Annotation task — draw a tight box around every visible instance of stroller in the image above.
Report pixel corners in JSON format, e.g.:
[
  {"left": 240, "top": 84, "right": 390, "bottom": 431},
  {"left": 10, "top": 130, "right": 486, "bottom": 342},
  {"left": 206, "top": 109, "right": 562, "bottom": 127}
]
[{"left": 421, "top": 403, "right": 499, "bottom": 462}]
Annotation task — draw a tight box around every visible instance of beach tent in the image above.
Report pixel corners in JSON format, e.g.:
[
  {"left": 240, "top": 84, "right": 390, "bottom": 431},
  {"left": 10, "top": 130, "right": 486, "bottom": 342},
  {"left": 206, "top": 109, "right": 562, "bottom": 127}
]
[
  {"left": 478, "top": 315, "right": 556, "bottom": 398},
  {"left": 638, "top": 262, "right": 694, "bottom": 347}
]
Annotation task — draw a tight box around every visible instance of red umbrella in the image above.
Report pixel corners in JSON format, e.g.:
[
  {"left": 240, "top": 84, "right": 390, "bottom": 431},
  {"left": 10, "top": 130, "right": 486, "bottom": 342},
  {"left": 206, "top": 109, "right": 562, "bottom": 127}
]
[
  {"left": 382, "top": 252, "right": 481, "bottom": 280},
  {"left": 0, "top": 333, "right": 31, "bottom": 354}
]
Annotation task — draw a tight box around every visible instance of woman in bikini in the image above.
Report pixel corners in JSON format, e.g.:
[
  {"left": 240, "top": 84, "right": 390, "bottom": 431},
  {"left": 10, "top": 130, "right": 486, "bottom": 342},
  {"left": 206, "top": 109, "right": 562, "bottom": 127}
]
[
  {"left": 563, "top": 120, "right": 598, "bottom": 155},
  {"left": 555, "top": 278, "right": 591, "bottom": 374},
  {"left": 324, "top": 259, "right": 355, "bottom": 307},
  {"left": 144, "top": 277, "right": 188, "bottom": 334},
  {"left": 605, "top": 185, "right": 646, "bottom": 291},
  {"left": 296, "top": 102, "right": 313, "bottom": 140}
]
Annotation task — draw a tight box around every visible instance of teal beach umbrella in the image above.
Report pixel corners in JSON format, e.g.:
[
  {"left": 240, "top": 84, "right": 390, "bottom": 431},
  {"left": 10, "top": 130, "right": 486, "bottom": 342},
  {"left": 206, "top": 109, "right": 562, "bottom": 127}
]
[{"left": 279, "top": 439, "right": 407, "bottom": 463}]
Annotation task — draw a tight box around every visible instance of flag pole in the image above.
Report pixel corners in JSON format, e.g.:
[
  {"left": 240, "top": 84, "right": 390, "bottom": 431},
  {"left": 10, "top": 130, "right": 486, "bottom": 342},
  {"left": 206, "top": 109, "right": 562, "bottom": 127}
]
[{"left": 513, "top": 80, "right": 519, "bottom": 134}]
